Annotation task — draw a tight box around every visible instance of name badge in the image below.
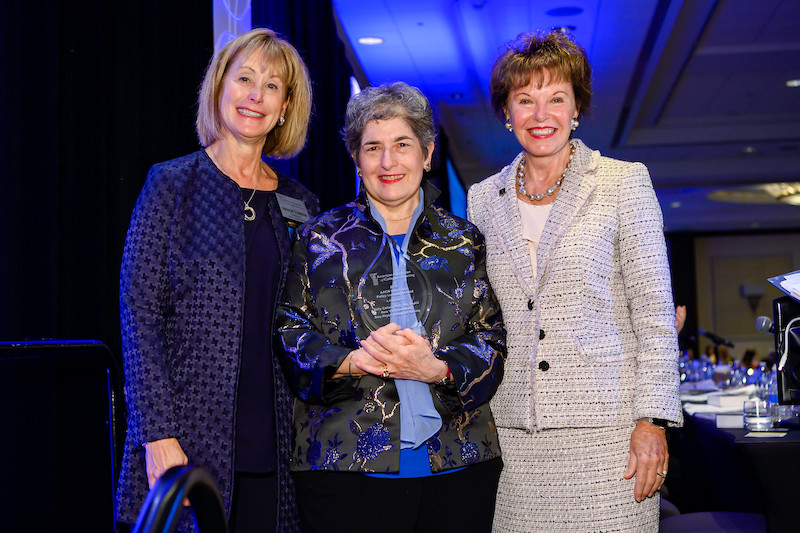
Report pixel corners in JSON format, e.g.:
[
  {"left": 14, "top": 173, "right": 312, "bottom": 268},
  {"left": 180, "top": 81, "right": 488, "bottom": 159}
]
[{"left": 275, "top": 192, "right": 310, "bottom": 227}]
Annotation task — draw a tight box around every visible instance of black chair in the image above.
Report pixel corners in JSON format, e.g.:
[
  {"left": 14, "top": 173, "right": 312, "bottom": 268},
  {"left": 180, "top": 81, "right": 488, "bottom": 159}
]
[
  {"left": 660, "top": 511, "right": 767, "bottom": 532},
  {"left": 660, "top": 497, "right": 681, "bottom": 520},
  {"left": 0, "top": 340, "right": 124, "bottom": 533},
  {"left": 132, "top": 466, "right": 227, "bottom": 533}
]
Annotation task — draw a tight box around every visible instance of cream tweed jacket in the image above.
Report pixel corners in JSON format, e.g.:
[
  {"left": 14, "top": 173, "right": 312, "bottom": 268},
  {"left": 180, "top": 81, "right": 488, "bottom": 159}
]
[{"left": 467, "top": 139, "right": 682, "bottom": 431}]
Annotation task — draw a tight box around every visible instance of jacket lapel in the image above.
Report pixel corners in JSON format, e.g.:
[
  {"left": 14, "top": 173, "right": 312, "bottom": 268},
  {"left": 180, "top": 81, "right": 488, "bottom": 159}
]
[
  {"left": 535, "top": 140, "right": 599, "bottom": 293},
  {"left": 488, "top": 152, "right": 536, "bottom": 296}
]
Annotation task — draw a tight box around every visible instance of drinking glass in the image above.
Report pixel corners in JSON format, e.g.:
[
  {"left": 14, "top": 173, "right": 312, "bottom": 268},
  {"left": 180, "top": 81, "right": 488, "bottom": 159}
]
[{"left": 743, "top": 399, "right": 772, "bottom": 431}]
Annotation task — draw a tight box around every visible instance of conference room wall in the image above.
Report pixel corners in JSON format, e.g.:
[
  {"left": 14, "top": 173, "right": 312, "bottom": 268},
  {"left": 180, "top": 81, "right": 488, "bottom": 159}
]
[{"left": 694, "top": 231, "right": 800, "bottom": 362}]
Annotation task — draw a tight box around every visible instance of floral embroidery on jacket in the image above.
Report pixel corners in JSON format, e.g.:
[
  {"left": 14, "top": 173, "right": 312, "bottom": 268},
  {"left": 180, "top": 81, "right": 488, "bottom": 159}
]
[{"left": 276, "top": 183, "right": 506, "bottom": 474}]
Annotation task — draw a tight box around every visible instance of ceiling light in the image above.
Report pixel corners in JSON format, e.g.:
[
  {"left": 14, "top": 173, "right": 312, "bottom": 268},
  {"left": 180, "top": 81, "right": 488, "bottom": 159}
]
[
  {"left": 708, "top": 182, "right": 800, "bottom": 206},
  {"left": 357, "top": 37, "right": 383, "bottom": 45},
  {"left": 546, "top": 7, "right": 584, "bottom": 16},
  {"left": 742, "top": 146, "right": 757, "bottom": 154},
  {"left": 780, "top": 195, "right": 800, "bottom": 205},
  {"left": 786, "top": 79, "right": 800, "bottom": 88},
  {"left": 765, "top": 183, "right": 800, "bottom": 205}
]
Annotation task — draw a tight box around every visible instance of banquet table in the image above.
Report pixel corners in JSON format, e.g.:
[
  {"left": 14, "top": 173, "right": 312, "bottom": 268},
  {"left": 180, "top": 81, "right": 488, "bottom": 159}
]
[{"left": 667, "top": 412, "right": 800, "bottom": 532}]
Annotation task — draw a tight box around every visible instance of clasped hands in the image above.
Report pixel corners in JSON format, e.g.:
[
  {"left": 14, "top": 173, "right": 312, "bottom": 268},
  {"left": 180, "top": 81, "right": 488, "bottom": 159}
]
[{"left": 338, "top": 323, "right": 449, "bottom": 384}]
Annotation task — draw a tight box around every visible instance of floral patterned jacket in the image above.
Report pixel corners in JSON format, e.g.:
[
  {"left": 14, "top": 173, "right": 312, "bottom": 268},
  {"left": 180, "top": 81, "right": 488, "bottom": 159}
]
[{"left": 275, "top": 182, "right": 505, "bottom": 474}]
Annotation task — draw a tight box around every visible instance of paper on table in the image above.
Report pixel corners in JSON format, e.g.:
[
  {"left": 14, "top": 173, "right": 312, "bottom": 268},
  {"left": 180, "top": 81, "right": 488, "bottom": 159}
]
[
  {"left": 685, "top": 384, "right": 756, "bottom": 403},
  {"left": 705, "top": 385, "right": 757, "bottom": 409},
  {"left": 768, "top": 269, "right": 800, "bottom": 304},
  {"left": 720, "top": 384, "right": 757, "bottom": 396},
  {"left": 681, "top": 391, "right": 713, "bottom": 403},
  {"left": 744, "top": 431, "right": 789, "bottom": 438},
  {"left": 682, "top": 402, "right": 742, "bottom": 416},
  {"left": 716, "top": 412, "right": 744, "bottom": 428},
  {"left": 680, "top": 379, "right": 718, "bottom": 393}
]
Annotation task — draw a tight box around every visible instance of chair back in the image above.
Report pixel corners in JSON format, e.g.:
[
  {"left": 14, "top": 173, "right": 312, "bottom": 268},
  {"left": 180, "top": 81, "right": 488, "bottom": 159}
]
[
  {"left": 0, "top": 340, "right": 123, "bottom": 533},
  {"left": 132, "top": 465, "right": 227, "bottom": 533}
]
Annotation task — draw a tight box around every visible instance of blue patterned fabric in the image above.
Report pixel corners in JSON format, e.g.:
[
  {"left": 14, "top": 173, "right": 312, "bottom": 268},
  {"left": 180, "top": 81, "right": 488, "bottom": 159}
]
[
  {"left": 373, "top": 194, "right": 442, "bottom": 450},
  {"left": 276, "top": 182, "right": 506, "bottom": 475},
  {"left": 115, "top": 150, "right": 318, "bottom": 532}
]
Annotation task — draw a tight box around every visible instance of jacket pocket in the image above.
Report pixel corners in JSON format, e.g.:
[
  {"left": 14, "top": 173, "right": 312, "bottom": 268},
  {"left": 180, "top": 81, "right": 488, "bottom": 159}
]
[{"left": 573, "top": 329, "right": 628, "bottom": 363}]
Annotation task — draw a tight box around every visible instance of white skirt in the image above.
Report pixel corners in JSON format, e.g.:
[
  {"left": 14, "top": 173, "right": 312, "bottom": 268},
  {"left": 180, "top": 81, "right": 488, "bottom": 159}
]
[{"left": 494, "top": 425, "right": 659, "bottom": 533}]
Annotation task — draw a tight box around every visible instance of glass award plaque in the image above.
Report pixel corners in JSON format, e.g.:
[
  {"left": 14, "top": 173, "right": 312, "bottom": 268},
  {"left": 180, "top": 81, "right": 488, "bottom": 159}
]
[{"left": 355, "top": 256, "right": 432, "bottom": 332}]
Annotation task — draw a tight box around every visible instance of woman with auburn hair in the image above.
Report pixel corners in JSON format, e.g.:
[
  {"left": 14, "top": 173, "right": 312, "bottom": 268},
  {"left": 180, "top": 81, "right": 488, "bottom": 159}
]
[
  {"left": 116, "top": 28, "right": 318, "bottom": 532},
  {"left": 468, "top": 30, "right": 681, "bottom": 532}
]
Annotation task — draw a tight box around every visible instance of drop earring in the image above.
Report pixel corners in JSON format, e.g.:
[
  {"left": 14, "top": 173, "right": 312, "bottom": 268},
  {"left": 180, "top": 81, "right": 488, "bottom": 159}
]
[
  {"left": 505, "top": 119, "right": 513, "bottom": 132},
  {"left": 278, "top": 116, "right": 285, "bottom": 126},
  {"left": 570, "top": 118, "right": 579, "bottom": 131}
]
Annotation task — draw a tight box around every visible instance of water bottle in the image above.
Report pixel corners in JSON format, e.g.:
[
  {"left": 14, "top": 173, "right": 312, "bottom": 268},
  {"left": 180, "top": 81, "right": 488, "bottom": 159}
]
[
  {"left": 757, "top": 362, "right": 770, "bottom": 400},
  {"left": 768, "top": 370, "right": 790, "bottom": 423},
  {"left": 679, "top": 350, "right": 688, "bottom": 382}
]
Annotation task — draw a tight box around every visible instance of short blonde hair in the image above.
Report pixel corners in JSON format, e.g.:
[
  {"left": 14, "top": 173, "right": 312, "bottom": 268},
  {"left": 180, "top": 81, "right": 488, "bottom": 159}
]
[{"left": 196, "top": 28, "right": 312, "bottom": 158}]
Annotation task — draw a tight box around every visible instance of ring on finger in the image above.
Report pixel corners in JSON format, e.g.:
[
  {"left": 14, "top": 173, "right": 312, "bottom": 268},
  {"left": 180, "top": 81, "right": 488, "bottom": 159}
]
[
  {"left": 657, "top": 471, "right": 667, "bottom": 479},
  {"left": 381, "top": 365, "right": 390, "bottom": 379}
]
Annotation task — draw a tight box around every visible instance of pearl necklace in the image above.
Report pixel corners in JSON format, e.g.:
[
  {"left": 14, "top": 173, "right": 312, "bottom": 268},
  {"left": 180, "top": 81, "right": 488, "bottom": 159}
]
[{"left": 517, "top": 142, "right": 575, "bottom": 202}]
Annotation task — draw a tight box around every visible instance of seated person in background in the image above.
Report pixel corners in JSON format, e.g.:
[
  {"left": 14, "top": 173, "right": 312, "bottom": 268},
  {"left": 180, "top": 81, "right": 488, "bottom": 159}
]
[
  {"left": 675, "top": 305, "right": 687, "bottom": 334},
  {"left": 705, "top": 345, "right": 717, "bottom": 363},
  {"left": 741, "top": 347, "right": 759, "bottom": 369},
  {"left": 717, "top": 346, "right": 732, "bottom": 365}
]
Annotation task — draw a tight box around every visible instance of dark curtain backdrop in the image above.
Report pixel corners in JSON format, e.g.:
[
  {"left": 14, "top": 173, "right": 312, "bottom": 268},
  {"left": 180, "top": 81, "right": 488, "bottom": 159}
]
[
  {"left": 254, "top": 0, "right": 356, "bottom": 210},
  {"left": 0, "top": 0, "right": 213, "bottom": 356},
  {"left": 0, "top": 0, "right": 355, "bottom": 361}
]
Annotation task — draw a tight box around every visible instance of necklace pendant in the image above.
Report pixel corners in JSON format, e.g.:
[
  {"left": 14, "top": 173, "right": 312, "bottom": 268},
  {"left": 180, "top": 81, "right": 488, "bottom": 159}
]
[{"left": 244, "top": 205, "right": 256, "bottom": 221}]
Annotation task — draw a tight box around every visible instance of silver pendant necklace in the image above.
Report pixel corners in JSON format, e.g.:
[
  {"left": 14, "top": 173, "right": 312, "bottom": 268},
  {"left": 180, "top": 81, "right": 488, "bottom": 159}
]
[
  {"left": 243, "top": 188, "right": 257, "bottom": 222},
  {"left": 208, "top": 145, "right": 261, "bottom": 222},
  {"left": 517, "top": 142, "right": 575, "bottom": 202}
]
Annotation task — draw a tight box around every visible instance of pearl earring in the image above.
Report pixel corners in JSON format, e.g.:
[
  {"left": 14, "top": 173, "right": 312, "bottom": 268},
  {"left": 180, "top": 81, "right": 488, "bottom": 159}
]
[
  {"left": 570, "top": 118, "right": 579, "bottom": 131},
  {"left": 505, "top": 119, "right": 513, "bottom": 132},
  {"left": 278, "top": 116, "right": 285, "bottom": 126}
]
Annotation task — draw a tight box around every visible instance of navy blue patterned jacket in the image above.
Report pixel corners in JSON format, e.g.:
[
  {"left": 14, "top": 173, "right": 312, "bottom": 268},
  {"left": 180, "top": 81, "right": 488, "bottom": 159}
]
[
  {"left": 116, "top": 150, "right": 318, "bottom": 532},
  {"left": 275, "top": 182, "right": 505, "bottom": 474}
]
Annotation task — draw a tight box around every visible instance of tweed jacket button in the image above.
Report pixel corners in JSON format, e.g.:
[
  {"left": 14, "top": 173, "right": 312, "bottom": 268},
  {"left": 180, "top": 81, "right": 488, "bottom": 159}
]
[
  {"left": 538, "top": 360, "right": 550, "bottom": 371},
  {"left": 539, "top": 329, "right": 545, "bottom": 340},
  {"left": 527, "top": 299, "right": 533, "bottom": 310},
  {"left": 499, "top": 188, "right": 506, "bottom": 196}
]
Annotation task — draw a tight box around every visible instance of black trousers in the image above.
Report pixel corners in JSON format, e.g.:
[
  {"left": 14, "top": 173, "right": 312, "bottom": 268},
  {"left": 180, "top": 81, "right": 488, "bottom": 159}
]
[
  {"left": 229, "top": 471, "right": 278, "bottom": 533},
  {"left": 292, "top": 457, "right": 502, "bottom": 533}
]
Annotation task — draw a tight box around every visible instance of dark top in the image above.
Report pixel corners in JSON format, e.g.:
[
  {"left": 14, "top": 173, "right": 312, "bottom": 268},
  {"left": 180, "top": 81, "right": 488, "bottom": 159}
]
[
  {"left": 116, "top": 150, "right": 319, "bottom": 532},
  {"left": 236, "top": 189, "right": 279, "bottom": 472}
]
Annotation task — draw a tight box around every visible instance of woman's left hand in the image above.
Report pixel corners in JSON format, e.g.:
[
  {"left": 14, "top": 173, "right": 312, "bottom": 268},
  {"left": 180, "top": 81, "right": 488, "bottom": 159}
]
[
  {"left": 356, "top": 323, "right": 448, "bottom": 383},
  {"left": 623, "top": 420, "right": 669, "bottom": 502}
]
